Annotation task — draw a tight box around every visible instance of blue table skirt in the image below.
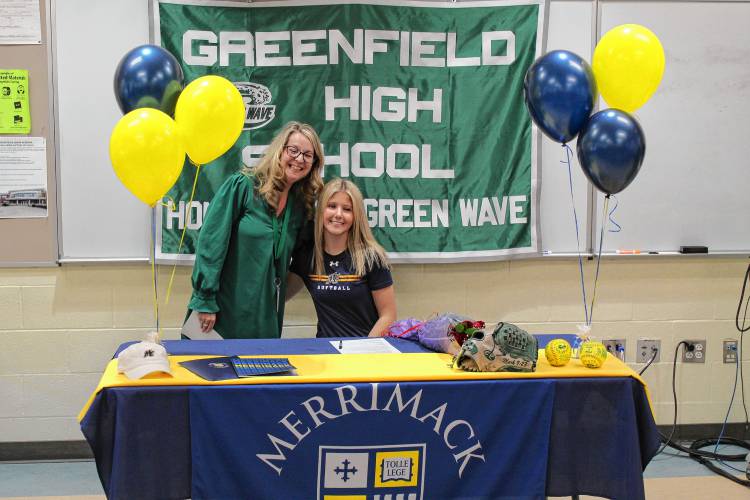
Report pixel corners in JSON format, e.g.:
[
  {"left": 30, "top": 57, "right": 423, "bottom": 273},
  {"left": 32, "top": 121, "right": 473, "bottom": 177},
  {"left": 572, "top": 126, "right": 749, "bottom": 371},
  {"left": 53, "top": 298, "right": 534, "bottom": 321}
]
[{"left": 86, "top": 339, "right": 659, "bottom": 500}]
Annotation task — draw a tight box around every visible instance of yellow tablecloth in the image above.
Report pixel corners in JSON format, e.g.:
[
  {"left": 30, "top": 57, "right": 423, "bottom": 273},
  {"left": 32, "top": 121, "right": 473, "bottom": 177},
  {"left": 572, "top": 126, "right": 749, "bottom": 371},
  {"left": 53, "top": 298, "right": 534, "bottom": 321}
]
[{"left": 79, "top": 351, "right": 651, "bottom": 421}]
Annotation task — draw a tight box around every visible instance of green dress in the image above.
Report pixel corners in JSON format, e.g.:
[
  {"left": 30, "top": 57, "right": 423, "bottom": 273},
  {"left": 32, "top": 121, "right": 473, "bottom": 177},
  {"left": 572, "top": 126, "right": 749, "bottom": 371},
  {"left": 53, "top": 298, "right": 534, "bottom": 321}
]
[{"left": 188, "top": 173, "right": 306, "bottom": 339}]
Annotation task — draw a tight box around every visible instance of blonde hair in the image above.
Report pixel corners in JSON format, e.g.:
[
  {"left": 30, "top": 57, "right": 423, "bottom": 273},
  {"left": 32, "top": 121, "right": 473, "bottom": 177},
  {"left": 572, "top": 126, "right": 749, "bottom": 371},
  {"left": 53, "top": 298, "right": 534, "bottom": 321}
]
[
  {"left": 241, "top": 121, "right": 324, "bottom": 217},
  {"left": 314, "top": 179, "right": 389, "bottom": 276}
]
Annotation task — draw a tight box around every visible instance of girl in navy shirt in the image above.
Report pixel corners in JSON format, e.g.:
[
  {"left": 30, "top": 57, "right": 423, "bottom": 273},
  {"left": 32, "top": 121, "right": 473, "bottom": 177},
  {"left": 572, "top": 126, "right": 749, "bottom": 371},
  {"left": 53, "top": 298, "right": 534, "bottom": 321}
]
[{"left": 288, "top": 179, "right": 396, "bottom": 337}]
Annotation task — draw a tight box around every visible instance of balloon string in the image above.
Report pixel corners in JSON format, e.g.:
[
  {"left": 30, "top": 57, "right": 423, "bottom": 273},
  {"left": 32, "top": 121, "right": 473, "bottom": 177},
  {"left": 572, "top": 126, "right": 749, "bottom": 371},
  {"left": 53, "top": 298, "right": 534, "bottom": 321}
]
[
  {"left": 607, "top": 194, "right": 622, "bottom": 233},
  {"left": 166, "top": 161, "right": 201, "bottom": 304},
  {"left": 159, "top": 195, "right": 176, "bottom": 209},
  {"left": 150, "top": 207, "right": 160, "bottom": 337},
  {"left": 588, "top": 194, "right": 609, "bottom": 326},
  {"left": 562, "top": 143, "right": 590, "bottom": 325}
]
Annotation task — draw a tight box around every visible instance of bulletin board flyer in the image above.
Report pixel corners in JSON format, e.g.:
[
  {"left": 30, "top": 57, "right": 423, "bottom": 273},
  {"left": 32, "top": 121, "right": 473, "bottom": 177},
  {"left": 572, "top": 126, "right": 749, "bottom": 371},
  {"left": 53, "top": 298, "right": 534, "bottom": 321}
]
[{"left": 0, "top": 69, "right": 31, "bottom": 134}]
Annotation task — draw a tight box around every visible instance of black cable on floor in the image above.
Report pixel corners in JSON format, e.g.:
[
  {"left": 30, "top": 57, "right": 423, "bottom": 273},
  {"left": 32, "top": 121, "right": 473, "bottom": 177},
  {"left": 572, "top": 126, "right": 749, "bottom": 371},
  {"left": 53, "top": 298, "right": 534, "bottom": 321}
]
[
  {"left": 659, "top": 436, "right": 750, "bottom": 487},
  {"left": 655, "top": 263, "right": 750, "bottom": 488}
]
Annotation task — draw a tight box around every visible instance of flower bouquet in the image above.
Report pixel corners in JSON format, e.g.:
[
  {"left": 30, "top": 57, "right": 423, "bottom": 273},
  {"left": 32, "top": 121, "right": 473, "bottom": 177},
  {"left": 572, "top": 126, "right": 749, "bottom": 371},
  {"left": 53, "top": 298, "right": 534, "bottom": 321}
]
[{"left": 448, "top": 320, "right": 486, "bottom": 347}]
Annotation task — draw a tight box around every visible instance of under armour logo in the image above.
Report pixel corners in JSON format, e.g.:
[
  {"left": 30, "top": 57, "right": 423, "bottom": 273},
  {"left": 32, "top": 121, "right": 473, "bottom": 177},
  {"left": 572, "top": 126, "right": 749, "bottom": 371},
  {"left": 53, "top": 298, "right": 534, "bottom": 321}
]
[
  {"left": 143, "top": 349, "right": 155, "bottom": 358},
  {"left": 329, "top": 260, "right": 339, "bottom": 267}
]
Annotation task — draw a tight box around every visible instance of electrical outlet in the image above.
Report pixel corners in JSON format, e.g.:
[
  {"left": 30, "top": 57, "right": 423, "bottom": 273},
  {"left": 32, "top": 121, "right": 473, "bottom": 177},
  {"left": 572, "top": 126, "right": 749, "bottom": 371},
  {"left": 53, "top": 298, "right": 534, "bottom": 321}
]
[
  {"left": 602, "top": 339, "right": 626, "bottom": 361},
  {"left": 723, "top": 339, "right": 738, "bottom": 363},
  {"left": 682, "top": 339, "right": 707, "bottom": 363},
  {"left": 637, "top": 339, "right": 661, "bottom": 363}
]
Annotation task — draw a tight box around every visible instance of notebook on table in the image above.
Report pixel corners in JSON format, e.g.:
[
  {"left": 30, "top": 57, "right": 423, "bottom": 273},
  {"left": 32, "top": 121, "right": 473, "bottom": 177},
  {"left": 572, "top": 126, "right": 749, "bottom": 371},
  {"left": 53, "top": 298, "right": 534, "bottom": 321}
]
[
  {"left": 179, "top": 356, "right": 296, "bottom": 380},
  {"left": 231, "top": 357, "right": 296, "bottom": 377}
]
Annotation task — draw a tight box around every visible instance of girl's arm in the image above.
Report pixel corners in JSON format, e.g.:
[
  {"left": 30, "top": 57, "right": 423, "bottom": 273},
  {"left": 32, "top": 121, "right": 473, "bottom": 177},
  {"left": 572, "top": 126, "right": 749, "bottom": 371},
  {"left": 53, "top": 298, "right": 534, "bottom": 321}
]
[
  {"left": 368, "top": 285, "right": 397, "bottom": 337},
  {"left": 285, "top": 272, "right": 305, "bottom": 301}
]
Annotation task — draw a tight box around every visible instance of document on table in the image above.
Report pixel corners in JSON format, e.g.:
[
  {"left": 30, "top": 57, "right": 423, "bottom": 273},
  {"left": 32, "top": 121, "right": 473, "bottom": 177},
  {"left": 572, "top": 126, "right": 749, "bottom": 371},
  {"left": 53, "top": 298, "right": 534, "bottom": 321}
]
[
  {"left": 181, "top": 310, "right": 223, "bottom": 340},
  {"left": 330, "top": 338, "right": 401, "bottom": 354}
]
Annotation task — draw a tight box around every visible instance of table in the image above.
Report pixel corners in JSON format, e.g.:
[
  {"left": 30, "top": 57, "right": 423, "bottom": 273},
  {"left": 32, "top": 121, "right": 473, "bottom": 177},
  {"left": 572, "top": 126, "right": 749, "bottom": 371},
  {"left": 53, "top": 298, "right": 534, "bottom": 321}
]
[{"left": 80, "top": 338, "right": 660, "bottom": 500}]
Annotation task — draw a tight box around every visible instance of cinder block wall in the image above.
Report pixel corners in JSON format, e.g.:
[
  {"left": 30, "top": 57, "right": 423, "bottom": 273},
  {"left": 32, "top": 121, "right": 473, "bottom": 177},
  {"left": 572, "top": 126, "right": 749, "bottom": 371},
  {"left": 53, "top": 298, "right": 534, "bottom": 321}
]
[{"left": 0, "top": 257, "right": 748, "bottom": 441}]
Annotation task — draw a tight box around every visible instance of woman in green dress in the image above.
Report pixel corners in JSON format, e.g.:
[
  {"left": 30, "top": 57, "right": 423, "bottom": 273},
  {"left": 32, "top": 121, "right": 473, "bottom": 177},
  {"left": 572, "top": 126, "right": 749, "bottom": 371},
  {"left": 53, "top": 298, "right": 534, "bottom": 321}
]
[{"left": 188, "top": 122, "right": 324, "bottom": 339}]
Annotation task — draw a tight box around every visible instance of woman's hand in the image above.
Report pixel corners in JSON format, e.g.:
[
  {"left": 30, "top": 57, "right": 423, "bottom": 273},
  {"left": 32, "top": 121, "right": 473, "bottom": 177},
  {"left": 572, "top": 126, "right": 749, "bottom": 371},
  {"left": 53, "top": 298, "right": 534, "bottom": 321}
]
[{"left": 197, "top": 312, "right": 216, "bottom": 332}]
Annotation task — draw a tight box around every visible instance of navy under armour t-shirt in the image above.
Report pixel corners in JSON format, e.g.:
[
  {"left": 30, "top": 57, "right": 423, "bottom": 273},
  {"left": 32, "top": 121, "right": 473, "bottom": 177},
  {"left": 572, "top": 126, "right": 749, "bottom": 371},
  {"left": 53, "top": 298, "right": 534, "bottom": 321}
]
[{"left": 290, "top": 245, "right": 393, "bottom": 337}]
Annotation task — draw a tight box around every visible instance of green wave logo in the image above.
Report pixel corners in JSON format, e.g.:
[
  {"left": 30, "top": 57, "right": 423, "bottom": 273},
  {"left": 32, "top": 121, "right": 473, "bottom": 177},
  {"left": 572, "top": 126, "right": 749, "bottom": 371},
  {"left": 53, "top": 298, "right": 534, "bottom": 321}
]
[{"left": 235, "top": 82, "right": 276, "bottom": 130}]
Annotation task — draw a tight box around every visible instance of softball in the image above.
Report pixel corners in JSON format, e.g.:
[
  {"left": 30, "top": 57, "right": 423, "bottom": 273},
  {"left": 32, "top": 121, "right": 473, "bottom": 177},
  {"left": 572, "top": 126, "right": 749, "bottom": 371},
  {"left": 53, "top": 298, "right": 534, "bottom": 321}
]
[
  {"left": 545, "top": 339, "right": 572, "bottom": 367},
  {"left": 579, "top": 341, "right": 608, "bottom": 368}
]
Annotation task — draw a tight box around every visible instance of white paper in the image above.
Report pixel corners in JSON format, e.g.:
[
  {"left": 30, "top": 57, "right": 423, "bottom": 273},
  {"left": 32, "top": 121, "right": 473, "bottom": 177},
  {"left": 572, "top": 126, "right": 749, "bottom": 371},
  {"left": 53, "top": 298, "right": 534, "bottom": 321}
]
[
  {"left": 0, "top": 0, "right": 42, "bottom": 45},
  {"left": 181, "top": 310, "right": 223, "bottom": 340},
  {"left": 330, "top": 338, "right": 401, "bottom": 354},
  {"left": 0, "top": 136, "right": 47, "bottom": 218}
]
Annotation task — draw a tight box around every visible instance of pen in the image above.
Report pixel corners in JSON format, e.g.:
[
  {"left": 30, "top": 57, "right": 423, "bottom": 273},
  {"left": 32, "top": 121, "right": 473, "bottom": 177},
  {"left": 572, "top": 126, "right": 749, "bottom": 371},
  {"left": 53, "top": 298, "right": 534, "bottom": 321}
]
[{"left": 616, "top": 249, "right": 641, "bottom": 255}]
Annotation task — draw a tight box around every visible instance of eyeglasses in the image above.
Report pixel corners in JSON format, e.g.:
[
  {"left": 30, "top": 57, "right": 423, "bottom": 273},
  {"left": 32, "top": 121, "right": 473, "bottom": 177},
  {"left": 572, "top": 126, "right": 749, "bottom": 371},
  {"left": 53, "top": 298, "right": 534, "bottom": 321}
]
[{"left": 284, "top": 145, "right": 315, "bottom": 164}]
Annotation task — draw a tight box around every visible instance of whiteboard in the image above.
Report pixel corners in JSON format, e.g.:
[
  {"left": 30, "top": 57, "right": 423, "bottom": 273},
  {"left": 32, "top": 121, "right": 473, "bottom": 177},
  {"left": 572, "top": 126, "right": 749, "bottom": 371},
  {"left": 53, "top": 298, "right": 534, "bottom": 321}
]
[
  {"left": 53, "top": 0, "right": 151, "bottom": 261},
  {"left": 539, "top": 0, "right": 594, "bottom": 254},
  {"left": 594, "top": 1, "right": 750, "bottom": 254}
]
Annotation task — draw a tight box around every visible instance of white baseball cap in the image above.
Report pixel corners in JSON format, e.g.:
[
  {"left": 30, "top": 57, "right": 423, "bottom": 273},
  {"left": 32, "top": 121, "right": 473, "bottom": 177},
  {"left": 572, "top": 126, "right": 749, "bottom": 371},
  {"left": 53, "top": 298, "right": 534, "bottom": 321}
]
[{"left": 117, "top": 341, "right": 172, "bottom": 380}]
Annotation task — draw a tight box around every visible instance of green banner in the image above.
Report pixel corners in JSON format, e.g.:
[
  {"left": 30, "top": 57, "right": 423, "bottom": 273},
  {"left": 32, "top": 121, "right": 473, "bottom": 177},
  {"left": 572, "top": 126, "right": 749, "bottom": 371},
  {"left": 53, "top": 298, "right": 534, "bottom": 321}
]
[{"left": 156, "top": 0, "right": 543, "bottom": 262}]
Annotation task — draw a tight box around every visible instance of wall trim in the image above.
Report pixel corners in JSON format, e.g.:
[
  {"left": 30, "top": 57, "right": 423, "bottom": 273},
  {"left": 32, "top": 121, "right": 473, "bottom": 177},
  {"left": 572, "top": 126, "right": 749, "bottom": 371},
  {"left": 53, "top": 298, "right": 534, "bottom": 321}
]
[
  {"left": 656, "top": 422, "right": 750, "bottom": 442},
  {"left": 0, "top": 440, "right": 93, "bottom": 461}
]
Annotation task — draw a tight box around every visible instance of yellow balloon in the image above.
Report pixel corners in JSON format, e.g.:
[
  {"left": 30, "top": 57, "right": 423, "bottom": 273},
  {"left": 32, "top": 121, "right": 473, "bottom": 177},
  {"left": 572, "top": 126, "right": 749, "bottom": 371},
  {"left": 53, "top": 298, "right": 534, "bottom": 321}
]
[
  {"left": 175, "top": 75, "right": 245, "bottom": 165},
  {"left": 109, "top": 108, "right": 186, "bottom": 206},
  {"left": 593, "top": 24, "right": 665, "bottom": 112}
]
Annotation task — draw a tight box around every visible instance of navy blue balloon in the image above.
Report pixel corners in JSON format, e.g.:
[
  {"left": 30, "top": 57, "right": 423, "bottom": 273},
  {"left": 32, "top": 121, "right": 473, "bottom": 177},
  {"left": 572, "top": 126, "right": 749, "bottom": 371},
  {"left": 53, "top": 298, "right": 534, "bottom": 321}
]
[
  {"left": 114, "top": 44, "right": 184, "bottom": 116},
  {"left": 576, "top": 109, "right": 646, "bottom": 195},
  {"left": 523, "top": 50, "right": 597, "bottom": 143}
]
